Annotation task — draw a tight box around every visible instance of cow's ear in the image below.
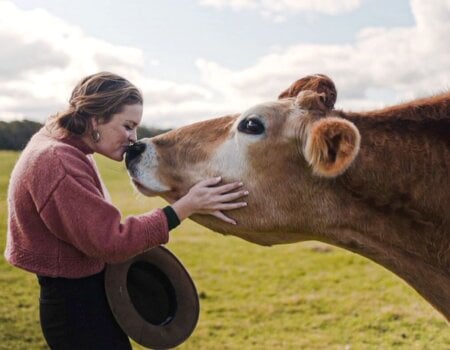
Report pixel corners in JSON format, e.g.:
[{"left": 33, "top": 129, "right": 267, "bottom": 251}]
[
  {"left": 278, "top": 74, "right": 337, "bottom": 109},
  {"left": 295, "top": 90, "right": 328, "bottom": 111},
  {"left": 303, "top": 117, "right": 360, "bottom": 177}
]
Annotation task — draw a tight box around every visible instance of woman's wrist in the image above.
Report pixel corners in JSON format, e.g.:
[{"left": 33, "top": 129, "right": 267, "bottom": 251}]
[{"left": 170, "top": 197, "right": 195, "bottom": 222}]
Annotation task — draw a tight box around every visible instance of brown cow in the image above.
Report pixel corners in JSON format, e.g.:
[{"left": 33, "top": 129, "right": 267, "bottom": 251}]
[{"left": 126, "top": 75, "right": 450, "bottom": 321}]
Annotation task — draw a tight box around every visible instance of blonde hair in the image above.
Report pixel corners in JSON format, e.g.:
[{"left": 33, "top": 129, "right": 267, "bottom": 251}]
[{"left": 48, "top": 72, "right": 143, "bottom": 137}]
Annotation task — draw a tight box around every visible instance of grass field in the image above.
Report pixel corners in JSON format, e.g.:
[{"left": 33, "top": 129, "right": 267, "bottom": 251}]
[{"left": 1, "top": 150, "right": 449, "bottom": 349}]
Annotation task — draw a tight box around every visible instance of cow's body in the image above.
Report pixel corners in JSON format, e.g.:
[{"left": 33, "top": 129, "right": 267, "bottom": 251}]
[{"left": 127, "top": 76, "right": 450, "bottom": 321}]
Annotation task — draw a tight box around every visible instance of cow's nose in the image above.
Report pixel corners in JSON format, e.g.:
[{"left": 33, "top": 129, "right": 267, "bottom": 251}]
[{"left": 125, "top": 141, "right": 146, "bottom": 169}]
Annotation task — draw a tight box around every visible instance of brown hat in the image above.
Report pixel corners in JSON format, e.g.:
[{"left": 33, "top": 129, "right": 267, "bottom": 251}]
[{"left": 105, "top": 246, "right": 199, "bottom": 349}]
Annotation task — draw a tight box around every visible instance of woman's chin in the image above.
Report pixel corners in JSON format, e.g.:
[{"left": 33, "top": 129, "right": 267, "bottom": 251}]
[
  {"left": 101, "top": 152, "right": 124, "bottom": 162},
  {"left": 116, "top": 151, "right": 126, "bottom": 161}
]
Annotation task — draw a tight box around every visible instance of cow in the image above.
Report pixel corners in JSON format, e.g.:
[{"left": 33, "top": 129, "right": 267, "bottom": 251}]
[{"left": 126, "top": 74, "right": 450, "bottom": 321}]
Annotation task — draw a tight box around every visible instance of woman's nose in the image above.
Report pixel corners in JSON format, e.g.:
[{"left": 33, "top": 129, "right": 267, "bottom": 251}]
[
  {"left": 129, "top": 130, "right": 137, "bottom": 143},
  {"left": 125, "top": 141, "right": 146, "bottom": 168}
]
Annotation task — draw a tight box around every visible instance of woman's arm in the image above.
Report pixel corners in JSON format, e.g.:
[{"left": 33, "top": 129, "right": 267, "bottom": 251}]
[{"left": 40, "top": 173, "right": 169, "bottom": 263}]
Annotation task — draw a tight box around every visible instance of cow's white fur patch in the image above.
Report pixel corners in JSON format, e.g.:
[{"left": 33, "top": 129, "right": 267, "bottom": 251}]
[
  {"left": 131, "top": 141, "right": 170, "bottom": 193},
  {"left": 204, "top": 112, "right": 271, "bottom": 181},
  {"left": 209, "top": 134, "right": 248, "bottom": 180}
]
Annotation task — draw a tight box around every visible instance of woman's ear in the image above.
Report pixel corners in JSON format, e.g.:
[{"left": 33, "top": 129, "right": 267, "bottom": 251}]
[
  {"left": 90, "top": 117, "right": 99, "bottom": 130},
  {"left": 303, "top": 117, "right": 361, "bottom": 177}
]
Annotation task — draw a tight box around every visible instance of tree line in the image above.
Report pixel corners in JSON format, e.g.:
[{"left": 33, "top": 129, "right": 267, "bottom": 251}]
[{"left": 0, "top": 120, "right": 169, "bottom": 150}]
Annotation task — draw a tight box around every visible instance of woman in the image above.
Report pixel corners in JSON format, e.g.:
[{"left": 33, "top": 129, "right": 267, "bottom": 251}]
[{"left": 5, "top": 72, "right": 248, "bottom": 349}]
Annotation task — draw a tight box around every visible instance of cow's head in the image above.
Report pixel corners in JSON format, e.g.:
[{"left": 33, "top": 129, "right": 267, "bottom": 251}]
[{"left": 126, "top": 75, "right": 360, "bottom": 245}]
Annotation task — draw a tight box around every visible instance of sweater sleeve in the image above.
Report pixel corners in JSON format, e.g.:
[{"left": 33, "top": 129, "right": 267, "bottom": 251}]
[{"left": 39, "top": 173, "right": 169, "bottom": 263}]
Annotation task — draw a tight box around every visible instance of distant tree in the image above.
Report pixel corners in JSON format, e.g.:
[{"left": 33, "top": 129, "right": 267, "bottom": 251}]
[
  {"left": 137, "top": 125, "right": 170, "bottom": 139},
  {"left": 0, "top": 120, "right": 43, "bottom": 150},
  {"left": 0, "top": 120, "right": 171, "bottom": 150}
]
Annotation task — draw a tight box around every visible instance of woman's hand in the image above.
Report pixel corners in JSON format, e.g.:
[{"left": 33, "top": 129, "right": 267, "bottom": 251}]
[{"left": 170, "top": 177, "right": 248, "bottom": 225}]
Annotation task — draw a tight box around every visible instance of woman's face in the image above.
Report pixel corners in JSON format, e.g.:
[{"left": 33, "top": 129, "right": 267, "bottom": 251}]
[{"left": 92, "top": 103, "right": 143, "bottom": 161}]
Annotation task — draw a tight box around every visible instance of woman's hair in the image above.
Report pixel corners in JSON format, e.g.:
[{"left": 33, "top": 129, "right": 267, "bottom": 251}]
[{"left": 48, "top": 72, "right": 143, "bottom": 137}]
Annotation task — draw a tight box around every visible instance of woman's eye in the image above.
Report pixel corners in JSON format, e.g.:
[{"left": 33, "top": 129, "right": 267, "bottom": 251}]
[
  {"left": 125, "top": 125, "right": 133, "bottom": 131},
  {"left": 237, "top": 117, "right": 265, "bottom": 135}
]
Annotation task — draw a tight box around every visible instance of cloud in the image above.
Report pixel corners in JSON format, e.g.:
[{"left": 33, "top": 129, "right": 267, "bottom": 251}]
[
  {"left": 195, "top": 0, "right": 450, "bottom": 112},
  {"left": 198, "top": 0, "right": 362, "bottom": 21},
  {"left": 0, "top": 2, "right": 140, "bottom": 118},
  {"left": 0, "top": 2, "right": 211, "bottom": 126},
  {"left": 0, "top": 32, "right": 69, "bottom": 79}
]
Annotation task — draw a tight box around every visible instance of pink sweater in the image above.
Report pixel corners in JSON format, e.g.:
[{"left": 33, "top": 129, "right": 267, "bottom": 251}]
[{"left": 5, "top": 127, "right": 169, "bottom": 278}]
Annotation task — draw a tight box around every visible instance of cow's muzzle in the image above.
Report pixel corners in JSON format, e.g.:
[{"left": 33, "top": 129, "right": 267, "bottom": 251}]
[{"left": 125, "top": 141, "right": 146, "bottom": 169}]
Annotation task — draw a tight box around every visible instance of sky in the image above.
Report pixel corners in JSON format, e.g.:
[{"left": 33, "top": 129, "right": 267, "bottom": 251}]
[{"left": 1, "top": 0, "right": 449, "bottom": 128}]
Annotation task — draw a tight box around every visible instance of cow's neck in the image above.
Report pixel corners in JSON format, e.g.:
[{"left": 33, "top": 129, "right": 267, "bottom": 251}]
[
  {"left": 338, "top": 109, "right": 450, "bottom": 263},
  {"left": 335, "top": 95, "right": 449, "bottom": 229},
  {"left": 323, "top": 100, "right": 450, "bottom": 321}
]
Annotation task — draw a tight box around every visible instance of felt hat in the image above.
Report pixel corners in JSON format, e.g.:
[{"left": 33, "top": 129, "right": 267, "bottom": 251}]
[{"left": 105, "top": 246, "right": 199, "bottom": 349}]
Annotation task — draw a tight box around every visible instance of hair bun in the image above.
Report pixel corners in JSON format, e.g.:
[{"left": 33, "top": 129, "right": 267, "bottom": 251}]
[{"left": 58, "top": 110, "right": 88, "bottom": 135}]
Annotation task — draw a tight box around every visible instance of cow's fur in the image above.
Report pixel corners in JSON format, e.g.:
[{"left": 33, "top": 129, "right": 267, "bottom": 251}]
[{"left": 127, "top": 75, "right": 450, "bottom": 321}]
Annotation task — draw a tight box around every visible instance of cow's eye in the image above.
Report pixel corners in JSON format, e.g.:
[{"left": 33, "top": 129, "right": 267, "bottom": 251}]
[{"left": 237, "top": 117, "right": 265, "bottom": 135}]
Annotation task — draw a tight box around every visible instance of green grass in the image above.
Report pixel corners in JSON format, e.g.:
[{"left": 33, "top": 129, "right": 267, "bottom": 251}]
[{"left": 1, "top": 150, "right": 449, "bottom": 349}]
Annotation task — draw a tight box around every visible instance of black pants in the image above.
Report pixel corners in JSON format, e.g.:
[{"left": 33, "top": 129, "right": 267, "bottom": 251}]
[{"left": 37, "top": 270, "right": 132, "bottom": 350}]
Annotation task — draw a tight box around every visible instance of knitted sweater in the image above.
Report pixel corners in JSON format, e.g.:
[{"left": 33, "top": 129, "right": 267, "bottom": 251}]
[{"left": 5, "top": 127, "right": 169, "bottom": 278}]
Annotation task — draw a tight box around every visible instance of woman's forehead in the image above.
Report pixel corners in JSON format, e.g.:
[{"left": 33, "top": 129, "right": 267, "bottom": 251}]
[{"left": 114, "top": 104, "right": 143, "bottom": 122}]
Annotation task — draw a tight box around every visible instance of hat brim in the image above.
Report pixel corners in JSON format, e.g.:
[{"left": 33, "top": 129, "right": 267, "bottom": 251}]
[{"left": 105, "top": 246, "right": 199, "bottom": 349}]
